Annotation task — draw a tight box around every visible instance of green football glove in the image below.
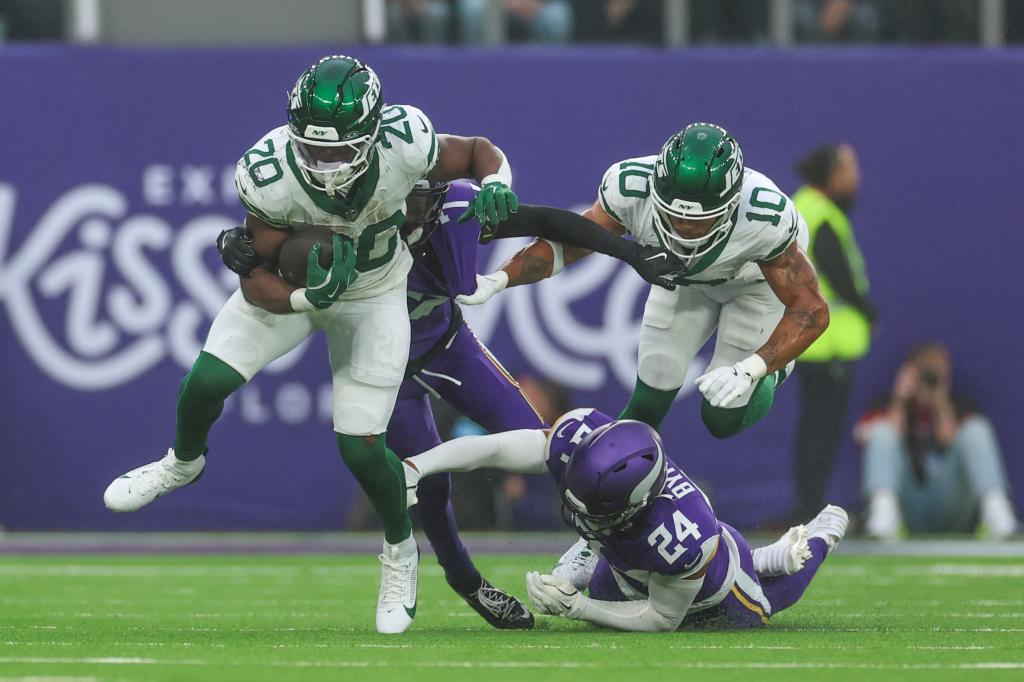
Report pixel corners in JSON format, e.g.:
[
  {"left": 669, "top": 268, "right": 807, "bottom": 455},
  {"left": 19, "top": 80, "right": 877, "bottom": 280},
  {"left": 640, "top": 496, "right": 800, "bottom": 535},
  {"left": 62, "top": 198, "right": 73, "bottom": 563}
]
[
  {"left": 303, "top": 235, "right": 358, "bottom": 309},
  {"left": 459, "top": 180, "right": 519, "bottom": 227}
]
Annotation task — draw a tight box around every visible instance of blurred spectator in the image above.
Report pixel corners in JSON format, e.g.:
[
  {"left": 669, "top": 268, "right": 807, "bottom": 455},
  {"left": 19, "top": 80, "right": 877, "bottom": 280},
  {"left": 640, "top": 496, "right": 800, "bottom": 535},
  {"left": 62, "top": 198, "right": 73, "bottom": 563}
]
[
  {"left": 0, "top": 0, "right": 63, "bottom": 41},
  {"left": 447, "top": 373, "right": 570, "bottom": 530},
  {"left": 459, "top": 0, "right": 572, "bottom": 44},
  {"left": 879, "top": 0, "right": 977, "bottom": 43},
  {"left": 1008, "top": 0, "right": 1024, "bottom": 44},
  {"left": 788, "top": 144, "right": 876, "bottom": 525},
  {"left": 692, "top": 0, "right": 768, "bottom": 43},
  {"left": 859, "top": 343, "right": 1019, "bottom": 541},
  {"left": 796, "top": 0, "right": 881, "bottom": 43},
  {"left": 387, "top": 0, "right": 454, "bottom": 44},
  {"left": 573, "top": 0, "right": 662, "bottom": 45}
]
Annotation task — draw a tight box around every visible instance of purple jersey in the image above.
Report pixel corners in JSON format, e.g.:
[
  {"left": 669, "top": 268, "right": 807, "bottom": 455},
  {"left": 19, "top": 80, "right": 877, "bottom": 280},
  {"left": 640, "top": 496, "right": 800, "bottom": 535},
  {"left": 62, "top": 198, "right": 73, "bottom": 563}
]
[
  {"left": 546, "top": 408, "right": 737, "bottom": 607},
  {"left": 406, "top": 181, "right": 482, "bottom": 360}
]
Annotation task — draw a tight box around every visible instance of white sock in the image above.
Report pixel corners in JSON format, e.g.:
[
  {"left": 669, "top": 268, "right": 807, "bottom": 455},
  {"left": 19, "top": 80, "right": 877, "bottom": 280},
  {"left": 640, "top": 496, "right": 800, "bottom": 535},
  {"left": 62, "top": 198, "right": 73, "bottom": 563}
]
[
  {"left": 385, "top": 534, "right": 418, "bottom": 559},
  {"left": 981, "top": 490, "right": 1018, "bottom": 540},
  {"left": 753, "top": 526, "right": 810, "bottom": 577}
]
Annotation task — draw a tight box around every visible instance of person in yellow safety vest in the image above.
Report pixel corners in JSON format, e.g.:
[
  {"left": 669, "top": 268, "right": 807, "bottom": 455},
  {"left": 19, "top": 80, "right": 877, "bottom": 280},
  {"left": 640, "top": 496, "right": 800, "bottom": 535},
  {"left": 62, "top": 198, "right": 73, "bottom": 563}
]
[{"left": 787, "top": 143, "right": 877, "bottom": 524}]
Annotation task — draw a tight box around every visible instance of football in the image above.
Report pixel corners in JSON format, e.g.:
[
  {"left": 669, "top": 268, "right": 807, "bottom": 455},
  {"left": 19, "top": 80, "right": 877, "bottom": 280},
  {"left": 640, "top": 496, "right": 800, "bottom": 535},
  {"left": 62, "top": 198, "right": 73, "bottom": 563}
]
[{"left": 277, "top": 225, "right": 336, "bottom": 288}]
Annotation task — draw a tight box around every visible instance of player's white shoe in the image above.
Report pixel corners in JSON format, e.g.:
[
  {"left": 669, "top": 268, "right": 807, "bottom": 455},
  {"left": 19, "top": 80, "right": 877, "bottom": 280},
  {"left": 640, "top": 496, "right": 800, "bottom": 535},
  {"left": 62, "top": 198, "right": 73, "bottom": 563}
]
[
  {"left": 551, "top": 538, "right": 599, "bottom": 591},
  {"left": 806, "top": 504, "right": 849, "bottom": 556},
  {"left": 402, "top": 461, "right": 421, "bottom": 508},
  {"left": 103, "top": 449, "right": 205, "bottom": 512},
  {"left": 753, "top": 525, "right": 812, "bottom": 577},
  {"left": 376, "top": 536, "right": 418, "bottom": 634}
]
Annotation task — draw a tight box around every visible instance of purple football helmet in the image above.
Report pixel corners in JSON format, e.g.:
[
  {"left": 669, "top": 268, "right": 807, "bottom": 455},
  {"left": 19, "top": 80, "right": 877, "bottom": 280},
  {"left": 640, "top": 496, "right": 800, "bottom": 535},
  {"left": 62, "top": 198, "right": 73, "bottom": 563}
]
[
  {"left": 401, "top": 180, "right": 451, "bottom": 247},
  {"left": 560, "top": 420, "right": 668, "bottom": 540}
]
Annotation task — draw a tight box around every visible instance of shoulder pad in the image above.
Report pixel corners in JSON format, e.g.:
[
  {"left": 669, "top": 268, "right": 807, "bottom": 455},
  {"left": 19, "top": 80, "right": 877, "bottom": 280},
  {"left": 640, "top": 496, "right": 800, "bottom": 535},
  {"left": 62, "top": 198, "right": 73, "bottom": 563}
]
[
  {"left": 235, "top": 128, "right": 291, "bottom": 228},
  {"left": 380, "top": 104, "right": 438, "bottom": 179},
  {"left": 598, "top": 156, "right": 657, "bottom": 232}
]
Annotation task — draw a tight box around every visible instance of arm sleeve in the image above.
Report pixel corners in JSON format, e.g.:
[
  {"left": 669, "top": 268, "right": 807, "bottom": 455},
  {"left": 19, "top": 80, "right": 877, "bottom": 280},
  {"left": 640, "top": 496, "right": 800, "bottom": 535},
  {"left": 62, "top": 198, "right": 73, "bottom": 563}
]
[
  {"left": 406, "top": 429, "right": 549, "bottom": 477},
  {"left": 489, "top": 204, "right": 647, "bottom": 262},
  {"left": 812, "top": 221, "right": 878, "bottom": 322},
  {"left": 567, "top": 572, "right": 704, "bottom": 632}
]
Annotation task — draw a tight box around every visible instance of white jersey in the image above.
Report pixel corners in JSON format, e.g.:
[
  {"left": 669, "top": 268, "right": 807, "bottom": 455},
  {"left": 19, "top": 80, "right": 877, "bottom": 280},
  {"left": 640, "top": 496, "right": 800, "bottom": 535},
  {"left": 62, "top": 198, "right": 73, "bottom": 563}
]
[
  {"left": 234, "top": 104, "right": 438, "bottom": 300},
  {"left": 598, "top": 157, "right": 808, "bottom": 287}
]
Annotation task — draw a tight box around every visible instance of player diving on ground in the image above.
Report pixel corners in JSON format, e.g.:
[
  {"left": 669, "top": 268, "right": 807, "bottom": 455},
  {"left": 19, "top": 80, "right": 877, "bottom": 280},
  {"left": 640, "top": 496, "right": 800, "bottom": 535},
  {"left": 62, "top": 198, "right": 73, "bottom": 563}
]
[{"left": 402, "top": 409, "right": 848, "bottom": 632}]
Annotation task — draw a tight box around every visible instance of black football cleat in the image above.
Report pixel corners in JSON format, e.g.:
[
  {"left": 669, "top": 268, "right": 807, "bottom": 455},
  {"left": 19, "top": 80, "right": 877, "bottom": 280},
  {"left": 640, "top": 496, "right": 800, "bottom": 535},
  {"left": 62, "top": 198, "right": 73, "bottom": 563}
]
[{"left": 449, "top": 577, "right": 535, "bottom": 629}]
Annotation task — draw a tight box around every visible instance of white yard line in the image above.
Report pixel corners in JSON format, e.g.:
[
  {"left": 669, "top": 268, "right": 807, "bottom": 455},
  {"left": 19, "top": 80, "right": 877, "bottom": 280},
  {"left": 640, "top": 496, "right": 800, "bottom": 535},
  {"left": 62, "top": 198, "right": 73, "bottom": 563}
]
[{"left": 1, "top": 657, "right": 1024, "bottom": 671}]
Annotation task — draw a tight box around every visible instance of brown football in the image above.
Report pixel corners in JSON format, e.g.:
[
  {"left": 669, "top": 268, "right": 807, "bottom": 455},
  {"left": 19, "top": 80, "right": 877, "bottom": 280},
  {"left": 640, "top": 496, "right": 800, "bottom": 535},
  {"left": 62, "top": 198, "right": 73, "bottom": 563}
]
[{"left": 277, "top": 226, "right": 335, "bottom": 288}]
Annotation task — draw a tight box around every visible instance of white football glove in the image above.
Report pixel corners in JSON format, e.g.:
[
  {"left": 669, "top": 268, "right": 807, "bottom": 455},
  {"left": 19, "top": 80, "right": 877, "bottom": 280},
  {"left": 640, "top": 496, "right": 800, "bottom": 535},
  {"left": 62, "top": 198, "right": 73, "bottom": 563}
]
[
  {"left": 456, "top": 271, "right": 509, "bottom": 306},
  {"left": 525, "top": 571, "right": 581, "bottom": 617},
  {"left": 402, "top": 460, "right": 421, "bottom": 508},
  {"left": 696, "top": 355, "right": 768, "bottom": 408}
]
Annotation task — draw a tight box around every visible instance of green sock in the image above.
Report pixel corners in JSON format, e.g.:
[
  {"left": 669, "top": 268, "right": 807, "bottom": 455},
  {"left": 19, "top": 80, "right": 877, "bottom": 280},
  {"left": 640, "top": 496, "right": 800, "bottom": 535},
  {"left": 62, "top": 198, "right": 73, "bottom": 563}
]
[
  {"left": 336, "top": 433, "right": 412, "bottom": 545},
  {"left": 619, "top": 377, "right": 680, "bottom": 429},
  {"left": 173, "top": 352, "right": 245, "bottom": 460},
  {"left": 700, "top": 372, "right": 779, "bottom": 439}
]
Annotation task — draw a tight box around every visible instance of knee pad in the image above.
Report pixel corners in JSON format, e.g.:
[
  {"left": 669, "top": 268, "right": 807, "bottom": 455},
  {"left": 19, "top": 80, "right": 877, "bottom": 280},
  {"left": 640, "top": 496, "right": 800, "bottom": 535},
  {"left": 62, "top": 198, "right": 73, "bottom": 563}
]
[{"left": 179, "top": 352, "right": 245, "bottom": 403}]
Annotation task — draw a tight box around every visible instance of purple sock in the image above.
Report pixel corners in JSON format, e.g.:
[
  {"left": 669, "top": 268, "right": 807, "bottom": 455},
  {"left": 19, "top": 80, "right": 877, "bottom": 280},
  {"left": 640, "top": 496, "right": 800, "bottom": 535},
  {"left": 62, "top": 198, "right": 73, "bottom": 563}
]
[
  {"left": 416, "top": 472, "right": 482, "bottom": 594},
  {"left": 761, "top": 537, "right": 828, "bottom": 613}
]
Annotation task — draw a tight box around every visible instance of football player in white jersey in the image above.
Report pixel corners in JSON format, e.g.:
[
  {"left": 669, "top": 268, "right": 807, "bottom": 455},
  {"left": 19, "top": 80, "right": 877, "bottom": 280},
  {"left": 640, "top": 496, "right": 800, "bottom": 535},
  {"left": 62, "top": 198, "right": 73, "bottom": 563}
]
[
  {"left": 462, "top": 123, "right": 829, "bottom": 439},
  {"left": 102, "top": 55, "right": 520, "bottom": 634}
]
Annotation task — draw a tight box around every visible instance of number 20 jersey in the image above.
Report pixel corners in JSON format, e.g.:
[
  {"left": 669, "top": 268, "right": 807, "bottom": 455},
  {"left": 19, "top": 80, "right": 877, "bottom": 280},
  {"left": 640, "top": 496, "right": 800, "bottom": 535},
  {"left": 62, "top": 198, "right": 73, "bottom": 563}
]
[
  {"left": 234, "top": 104, "right": 438, "bottom": 301},
  {"left": 546, "top": 408, "right": 744, "bottom": 611}
]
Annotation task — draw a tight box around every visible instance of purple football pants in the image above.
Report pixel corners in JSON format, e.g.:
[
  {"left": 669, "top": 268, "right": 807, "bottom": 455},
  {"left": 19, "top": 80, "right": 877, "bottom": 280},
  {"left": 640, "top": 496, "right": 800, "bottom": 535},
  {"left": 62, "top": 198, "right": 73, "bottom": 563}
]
[
  {"left": 386, "top": 323, "right": 546, "bottom": 593},
  {"left": 588, "top": 523, "right": 829, "bottom": 629}
]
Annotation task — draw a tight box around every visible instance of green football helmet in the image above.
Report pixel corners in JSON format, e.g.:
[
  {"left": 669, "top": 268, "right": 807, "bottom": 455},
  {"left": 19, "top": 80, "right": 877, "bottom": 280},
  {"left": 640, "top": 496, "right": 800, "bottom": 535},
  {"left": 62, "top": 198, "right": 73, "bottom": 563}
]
[
  {"left": 651, "top": 123, "right": 744, "bottom": 265},
  {"left": 287, "top": 55, "right": 383, "bottom": 197}
]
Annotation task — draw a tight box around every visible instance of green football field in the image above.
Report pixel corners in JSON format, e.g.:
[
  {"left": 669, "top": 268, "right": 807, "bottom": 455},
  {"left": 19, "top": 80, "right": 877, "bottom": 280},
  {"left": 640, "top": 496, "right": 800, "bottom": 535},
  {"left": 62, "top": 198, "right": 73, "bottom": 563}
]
[{"left": 1, "top": 551, "right": 1023, "bottom": 682}]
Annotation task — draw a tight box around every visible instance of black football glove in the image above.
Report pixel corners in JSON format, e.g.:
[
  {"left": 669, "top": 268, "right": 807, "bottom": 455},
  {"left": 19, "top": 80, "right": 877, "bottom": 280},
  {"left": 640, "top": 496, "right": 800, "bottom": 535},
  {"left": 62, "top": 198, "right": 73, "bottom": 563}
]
[
  {"left": 618, "top": 240, "right": 683, "bottom": 290},
  {"left": 217, "top": 226, "right": 263, "bottom": 277}
]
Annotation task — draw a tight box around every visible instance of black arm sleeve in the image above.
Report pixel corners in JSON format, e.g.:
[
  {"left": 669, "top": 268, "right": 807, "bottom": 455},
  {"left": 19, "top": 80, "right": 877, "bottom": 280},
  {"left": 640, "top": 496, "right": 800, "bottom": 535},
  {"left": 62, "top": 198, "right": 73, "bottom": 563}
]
[
  {"left": 489, "top": 204, "right": 622, "bottom": 254},
  {"left": 812, "top": 222, "right": 878, "bottom": 323}
]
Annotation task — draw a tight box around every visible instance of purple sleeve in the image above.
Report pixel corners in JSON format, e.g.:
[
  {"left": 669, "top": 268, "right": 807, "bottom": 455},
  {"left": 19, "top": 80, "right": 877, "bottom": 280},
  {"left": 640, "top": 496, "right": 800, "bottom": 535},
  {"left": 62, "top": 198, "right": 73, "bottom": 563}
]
[
  {"left": 544, "top": 408, "right": 614, "bottom": 483},
  {"left": 424, "top": 181, "right": 483, "bottom": 298}
]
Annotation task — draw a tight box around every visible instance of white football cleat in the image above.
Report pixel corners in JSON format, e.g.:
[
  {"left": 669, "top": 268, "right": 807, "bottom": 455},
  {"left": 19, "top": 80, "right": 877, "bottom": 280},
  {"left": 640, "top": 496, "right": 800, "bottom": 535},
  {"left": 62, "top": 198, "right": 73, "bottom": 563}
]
[
  {"left": 376, "top": 536, "right": 418, "bottom": 634},
  {"left": 806, "top": 504, "right": 849, "bottom": 556},
  {"left": 103, "top": 449, "right": 205, "bottom": 512},
  {"left": 403, "top": 460, "right": 421, "bottom": 508},
  {"left": 551, "top": 538, "right": 599, "bottom": 592},
  {"left": 753, "top": 525, "right": 812, "bottom": 577}
]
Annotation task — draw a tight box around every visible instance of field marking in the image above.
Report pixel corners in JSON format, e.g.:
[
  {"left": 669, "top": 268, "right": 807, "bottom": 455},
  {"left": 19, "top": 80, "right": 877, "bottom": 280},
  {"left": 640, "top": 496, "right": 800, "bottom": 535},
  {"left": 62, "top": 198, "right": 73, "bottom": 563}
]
[
  {"left": 896, "top": 564, "right": 1024, "bottom": 578},
  {"left": 0, "top": 564, "right": 444, "bottom": 578},
  {"left": 2, "top": 657, "right": 1024, "bottom": 671}
]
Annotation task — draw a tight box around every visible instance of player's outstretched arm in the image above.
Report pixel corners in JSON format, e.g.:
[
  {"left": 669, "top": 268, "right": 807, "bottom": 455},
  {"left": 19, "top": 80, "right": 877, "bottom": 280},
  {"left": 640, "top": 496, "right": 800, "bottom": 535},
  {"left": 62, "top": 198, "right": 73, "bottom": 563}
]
[
  {"left": 405, "top": 429, "right": 549, "bottom": 479},
  {"left": 755, "top": 242, "right": 830, "bottom": 373},
  {"left": 456, "top": 199, "right": 629, "bottom": 306},
  {"left": 526, "top": 568, "right": 706, "bottom": 633},
  {"left": 485, "top": 204, "right": 681, "bottom": 289}
]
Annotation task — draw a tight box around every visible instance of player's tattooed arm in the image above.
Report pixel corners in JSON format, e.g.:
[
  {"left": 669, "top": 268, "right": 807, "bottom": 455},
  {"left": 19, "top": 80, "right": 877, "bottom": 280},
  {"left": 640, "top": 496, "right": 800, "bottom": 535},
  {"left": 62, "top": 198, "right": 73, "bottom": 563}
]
[
  {"left": 756, "top": 243, "right": 830, "bottom": 372},
  {"left": 237, "top": 213, "right": 297, "bottom": 315},
  {"left": 500, "top": 199, "right": 626, "bottom": 288}
]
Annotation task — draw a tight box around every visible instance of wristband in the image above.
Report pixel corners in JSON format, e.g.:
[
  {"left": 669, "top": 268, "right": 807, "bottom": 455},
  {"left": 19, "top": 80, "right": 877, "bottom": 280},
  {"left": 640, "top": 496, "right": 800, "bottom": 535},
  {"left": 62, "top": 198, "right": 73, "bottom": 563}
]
[
  {"left": 543, "top": 240, "right": 565, "bottom": 275},
  {"left": 290, "top": 288, "right": 317, "bottom": 313},
  {"left": 737, "top": 354, "right": 768, "bottom": 380},
  {"left": 481, "top": 150, "right": 512, "bottom": 188}
]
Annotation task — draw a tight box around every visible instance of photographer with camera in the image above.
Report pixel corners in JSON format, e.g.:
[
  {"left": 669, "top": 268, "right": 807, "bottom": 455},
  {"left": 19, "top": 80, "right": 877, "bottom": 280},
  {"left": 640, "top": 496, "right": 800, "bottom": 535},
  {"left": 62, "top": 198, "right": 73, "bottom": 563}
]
[{"left": 858, "top": 342, "right": 1018, "bottom": 541}]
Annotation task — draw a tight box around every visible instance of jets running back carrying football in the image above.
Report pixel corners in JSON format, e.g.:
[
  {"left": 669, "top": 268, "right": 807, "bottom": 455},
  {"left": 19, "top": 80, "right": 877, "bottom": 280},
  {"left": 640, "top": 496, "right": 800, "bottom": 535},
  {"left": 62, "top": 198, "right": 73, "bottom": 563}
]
[
  {"left": 460, "top": 123, "right": 829, "bottom": 439},
  {"left": 103, "top": 55, "right": 520, "bottom": 635},
  {"left": 403, "top": 410, "right": 849, "bottom": 632}
]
